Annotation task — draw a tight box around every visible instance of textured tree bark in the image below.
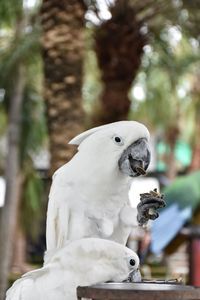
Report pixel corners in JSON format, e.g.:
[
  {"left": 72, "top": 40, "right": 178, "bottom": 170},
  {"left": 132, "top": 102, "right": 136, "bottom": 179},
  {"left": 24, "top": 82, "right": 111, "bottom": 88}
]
[
  {"left": 40, "top": 0, "right": 86, "bottom": 175},
  {"left": 0, "top": 64, "right": 26, "bottom": 300},
  {"left": 93, "top": 0, "right": 146, "bottom": 125}
]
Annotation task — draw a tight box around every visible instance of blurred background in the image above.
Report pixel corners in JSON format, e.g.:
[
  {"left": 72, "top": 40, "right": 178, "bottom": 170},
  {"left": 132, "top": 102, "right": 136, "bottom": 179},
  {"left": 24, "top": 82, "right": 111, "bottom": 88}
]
[{"left": 1, "top": 0, "right": 200, "bottom": 298}]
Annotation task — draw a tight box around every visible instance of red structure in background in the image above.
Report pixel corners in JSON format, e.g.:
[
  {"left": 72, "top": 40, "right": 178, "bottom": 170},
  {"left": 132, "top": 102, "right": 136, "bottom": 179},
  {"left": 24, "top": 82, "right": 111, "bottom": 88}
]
[
  {"left": 184, "top": 226, "right": 200, "bottom": 286},
  {"left": 190, "top": 237, "right": 200, "bottom": 286}
]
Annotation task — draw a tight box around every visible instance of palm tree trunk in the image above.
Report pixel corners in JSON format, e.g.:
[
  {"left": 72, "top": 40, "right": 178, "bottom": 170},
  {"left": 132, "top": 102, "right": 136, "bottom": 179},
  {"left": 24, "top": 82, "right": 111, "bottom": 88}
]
[
  {"left": 0, "top": 64, "right": 26, "bottom": 300},
  {"left": 40, "top": 0, "right": 86, "bottom": 175},
  {"left": 93, "top": 0, "right": 146, "bottom": 125}
]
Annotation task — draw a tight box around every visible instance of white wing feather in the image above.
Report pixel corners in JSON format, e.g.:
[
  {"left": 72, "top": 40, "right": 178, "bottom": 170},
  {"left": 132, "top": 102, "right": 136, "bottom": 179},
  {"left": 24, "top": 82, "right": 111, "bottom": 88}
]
[
  {"left": 46, "top": 121, "right": 150, "bottom": 252},
  {"left": 6, "top": 277, "right": 38, "bottom": 300},
  {"left": 46, "top": 171, "right": 71, "bottom": 251},
  {"left": 6, "top": 238, "right": 140, "bottom": 300}
]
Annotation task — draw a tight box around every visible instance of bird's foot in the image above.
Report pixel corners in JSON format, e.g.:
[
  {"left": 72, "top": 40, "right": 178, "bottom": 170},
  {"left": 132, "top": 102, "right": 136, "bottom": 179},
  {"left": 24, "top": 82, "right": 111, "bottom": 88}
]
[{"left": 137, "top": 189, "right": 166, "bottom": 226}]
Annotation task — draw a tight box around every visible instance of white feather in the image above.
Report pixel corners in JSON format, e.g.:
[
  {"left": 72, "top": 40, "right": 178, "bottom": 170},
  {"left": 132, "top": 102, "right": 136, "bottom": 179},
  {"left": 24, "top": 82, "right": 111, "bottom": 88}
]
[
  {"left": 6, "top": 238, "right": 140, "bottom": 300},
  {"left": 46, "top": 121, "right": 150, "bottom": 255}
]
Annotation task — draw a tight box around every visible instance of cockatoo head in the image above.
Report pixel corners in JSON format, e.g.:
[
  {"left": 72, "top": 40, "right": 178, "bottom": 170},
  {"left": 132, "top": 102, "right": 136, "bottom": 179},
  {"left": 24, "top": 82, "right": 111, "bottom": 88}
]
[
  {"left": 58, "top": 238, "right": 141, "bottom": 283},
  {"left": 69, "top": 121, "right": 150, "bottom": 178}
]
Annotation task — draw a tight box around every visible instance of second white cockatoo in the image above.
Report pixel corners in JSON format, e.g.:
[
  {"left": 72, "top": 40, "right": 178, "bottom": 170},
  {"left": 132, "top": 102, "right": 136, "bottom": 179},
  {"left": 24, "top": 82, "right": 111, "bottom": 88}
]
[
  {"left": 6, "top": 238, "right": 141, "bottom": 300},
  {"left": 46, "top": 121, "right": 164, "bottom": 257}
]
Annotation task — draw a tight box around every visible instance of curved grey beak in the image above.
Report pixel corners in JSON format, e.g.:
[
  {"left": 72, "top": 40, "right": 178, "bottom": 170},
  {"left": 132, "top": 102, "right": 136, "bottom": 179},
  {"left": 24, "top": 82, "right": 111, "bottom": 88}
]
[
  {"left": 128, "top": 268, "right": 142, "bottom": 282},
  {"left": 118, "top": 138, "right": 151, "bottom": 177}
]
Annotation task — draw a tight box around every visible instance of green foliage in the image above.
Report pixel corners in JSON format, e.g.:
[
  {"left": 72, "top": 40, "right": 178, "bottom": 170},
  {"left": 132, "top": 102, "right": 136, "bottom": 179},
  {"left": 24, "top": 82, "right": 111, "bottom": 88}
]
[
  {"left": 20, "top": 69, "right": 47, "bottom": 164},
  {"left": 0, "top": 0, "right": 23, "bottom": 27},
  {"left": 0, "top": 25, "right": 41, "bottom": 109},
  {"left": 1, "top": 28, "right": 40, "bottom": 77},
  {"left": 85, "top": 0, "right": 200, "bottom": 136},
  {"left": 0, "top": 0, "right": 47, "bottom": 239},
  {"left": 0, "top": 106, "right": 6, "bottom": 134},
  {"left": 20, "top": 166, "right": 45, "bottom": 239},
  {"left": 130, "top": 26, "right": 200, "bottom": 141},
  {"left": 19, "top": 61, "right": 47, "bottom": 237},
  {"left": 181, "top": 0, "right": 200, "bottom": 38},
  {"left": 83, "top": 28, "right": 102, "bottom": 117}
]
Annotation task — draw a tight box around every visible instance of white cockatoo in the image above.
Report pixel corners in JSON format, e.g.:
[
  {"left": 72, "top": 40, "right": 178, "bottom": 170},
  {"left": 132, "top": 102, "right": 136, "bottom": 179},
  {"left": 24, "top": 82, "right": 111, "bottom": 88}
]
[
  {"left": 46, "top": 121, "right": 163, "bottom": 257},
  {"left": 6, "top": 238, "right": 141, "bottom": 300}
]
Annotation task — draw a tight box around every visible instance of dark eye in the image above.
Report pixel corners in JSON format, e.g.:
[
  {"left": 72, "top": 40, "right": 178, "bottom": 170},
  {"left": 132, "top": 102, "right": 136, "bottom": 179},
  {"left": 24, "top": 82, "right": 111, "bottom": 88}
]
[
  {"left": 129, "top": 259, "right": 136, "bottom": 266},
  {"left": 115, "top": 137, "right": 121, "bottom": 143},
  {"left": 113, "top": 135, "right": 124, "bottom": 145}
]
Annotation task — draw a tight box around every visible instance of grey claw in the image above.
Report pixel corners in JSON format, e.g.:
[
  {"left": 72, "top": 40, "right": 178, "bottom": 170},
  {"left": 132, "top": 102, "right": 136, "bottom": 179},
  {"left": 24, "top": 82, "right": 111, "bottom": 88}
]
[
  {"left": 137, "top": 195, "right": 166, "bottom": 225},
  {"left": 149, "top": 211, "right": 159, "bottom": 220}
]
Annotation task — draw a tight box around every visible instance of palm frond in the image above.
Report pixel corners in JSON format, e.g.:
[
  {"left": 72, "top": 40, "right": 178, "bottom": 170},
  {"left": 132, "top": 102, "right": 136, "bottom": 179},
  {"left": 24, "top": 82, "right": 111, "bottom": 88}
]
[
  {"left": 0, "top": 26, "right": 41, "bottom": 87},
  {"left": 20, "top": 82, "right": 47, "bottom": 164},
  {"left": 0, "top": 0, "right": 23, "bottom": 27},
  {"left": 20, "top": 166, "right": 45, "bottom": 239}
]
